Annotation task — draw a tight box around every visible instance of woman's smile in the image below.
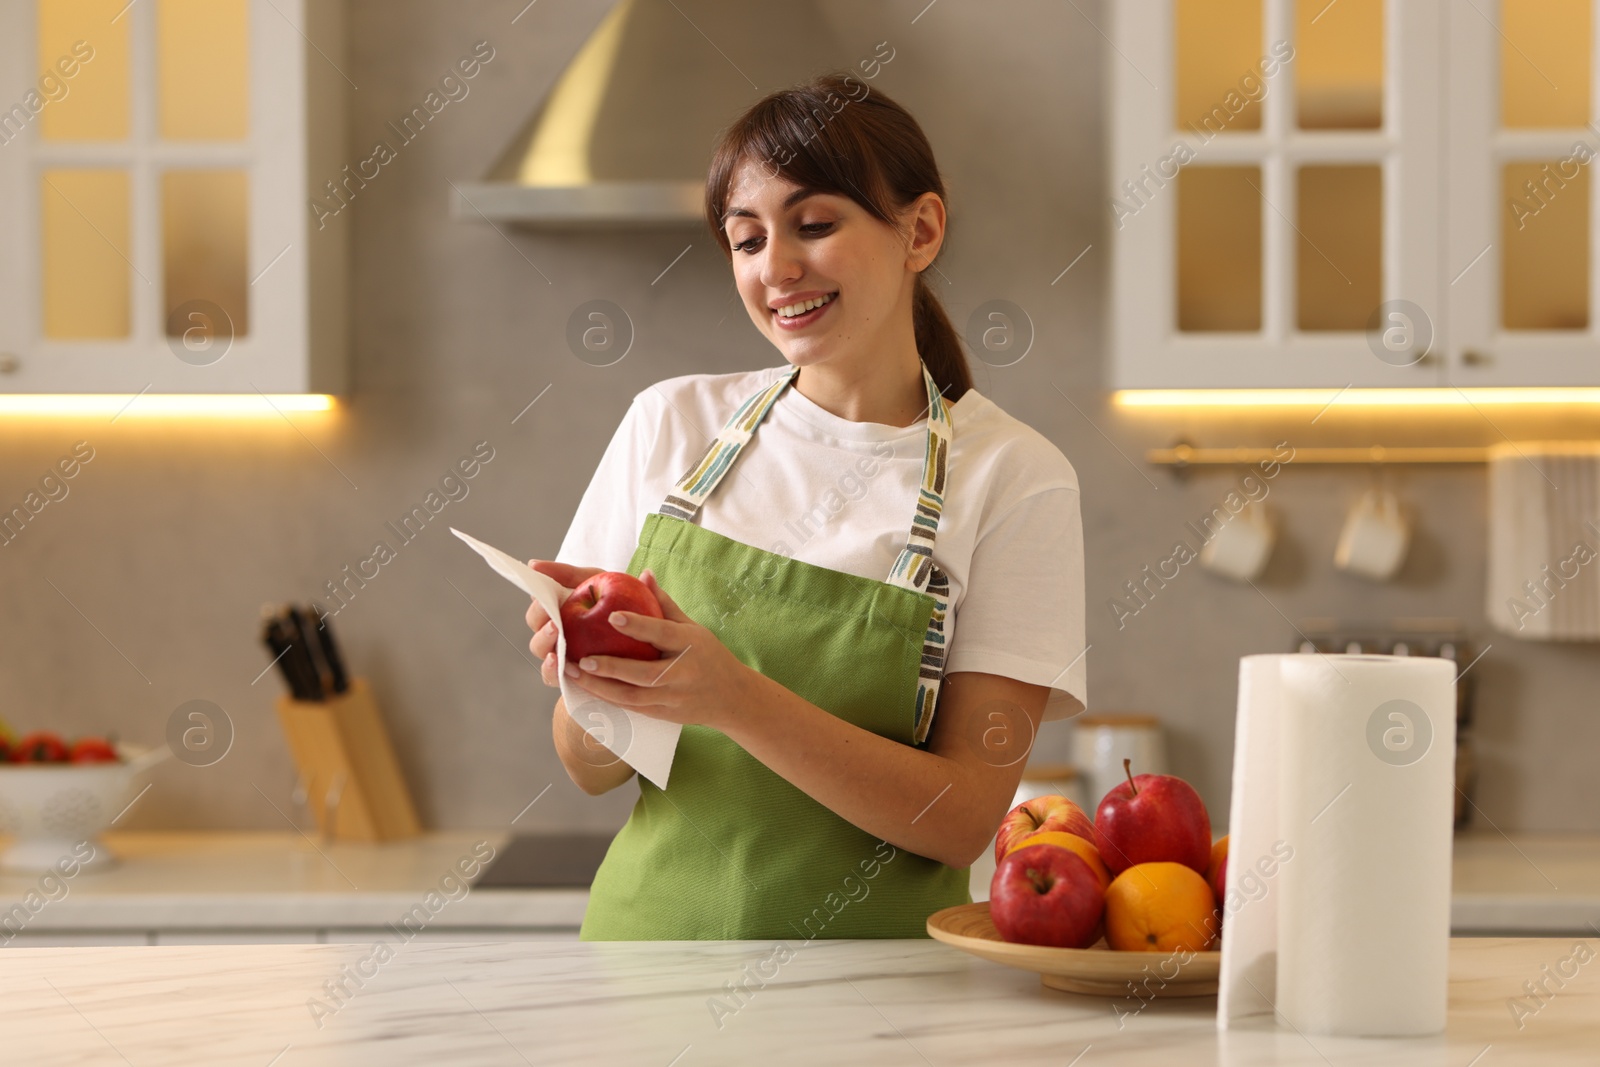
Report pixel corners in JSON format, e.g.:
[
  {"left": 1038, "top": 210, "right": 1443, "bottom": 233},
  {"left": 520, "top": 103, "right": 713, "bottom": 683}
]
[{"left": 772, "top": 290, "right": 839, "bottom": 330}]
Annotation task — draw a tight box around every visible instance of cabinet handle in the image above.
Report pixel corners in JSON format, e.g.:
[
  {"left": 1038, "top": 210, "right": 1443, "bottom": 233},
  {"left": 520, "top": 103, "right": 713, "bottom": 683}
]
[
  {"left": 1461, "top": 349, "right": 1493, "bottom": 366},
  {"left": 1414, "top": 351, "right": 1440, "bottom": 365},
  {"left": 0, "top": 354, "right": 18, "bottom": 374}
]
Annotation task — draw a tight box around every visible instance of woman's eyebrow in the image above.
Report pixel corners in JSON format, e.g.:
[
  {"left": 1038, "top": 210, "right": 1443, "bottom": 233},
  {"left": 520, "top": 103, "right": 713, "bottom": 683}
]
[{"left": 724, "top": 187, "right": 825, "bottom": 221}]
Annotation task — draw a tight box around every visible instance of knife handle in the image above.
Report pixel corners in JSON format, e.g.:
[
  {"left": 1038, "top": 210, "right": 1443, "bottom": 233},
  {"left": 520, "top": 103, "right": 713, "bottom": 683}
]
[
  {"left": 263, "top": 617, "right": 310, "bottom": 700},
  {"left": 309, "top": 602, "right": 350, "bottom": 695},
  {"left": 284, "top": 606, "right": 326, "bottom": 701}
]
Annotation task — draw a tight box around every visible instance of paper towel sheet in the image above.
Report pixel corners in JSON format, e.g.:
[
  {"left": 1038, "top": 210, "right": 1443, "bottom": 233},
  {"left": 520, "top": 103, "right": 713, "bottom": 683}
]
[
  {"left": 1485, "top": 441, "right": 1600, "bottom": 639},
  {"left": 1219, "top": 652, "right": 1455, "bottom": 1038},
  {"left": 1217, "top": 654, "right": 1291, "bottom": 1028},
  {"left": 450, "top": 528, "right": 680, "bottom": 789}
]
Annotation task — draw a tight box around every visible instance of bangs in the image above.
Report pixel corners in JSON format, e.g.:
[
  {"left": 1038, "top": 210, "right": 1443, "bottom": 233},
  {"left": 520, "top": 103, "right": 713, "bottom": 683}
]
[{"left": 704, "top": 78, "right": 896, "bottom": 245}]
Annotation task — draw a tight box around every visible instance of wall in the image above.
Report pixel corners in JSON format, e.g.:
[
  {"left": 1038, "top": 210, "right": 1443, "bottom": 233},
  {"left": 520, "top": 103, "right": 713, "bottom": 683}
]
[{"left": 0, "top": 0, "right": 1595, "bottom": 837}]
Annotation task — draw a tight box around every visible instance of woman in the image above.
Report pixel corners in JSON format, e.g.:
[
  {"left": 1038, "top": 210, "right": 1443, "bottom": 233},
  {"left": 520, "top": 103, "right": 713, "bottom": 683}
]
[{"left": 524, "top": 72, "right": 1086, "bottom": 940}]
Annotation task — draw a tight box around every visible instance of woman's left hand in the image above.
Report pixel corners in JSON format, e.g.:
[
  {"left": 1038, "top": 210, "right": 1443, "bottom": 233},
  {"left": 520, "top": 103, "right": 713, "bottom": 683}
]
[{"left": 563, "top": 569, "right": 760, "bottom": 731}]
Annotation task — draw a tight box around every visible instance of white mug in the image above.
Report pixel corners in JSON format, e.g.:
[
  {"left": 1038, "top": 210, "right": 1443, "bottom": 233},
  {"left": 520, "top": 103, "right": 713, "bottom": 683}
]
[
  {"left": 1334, "top": 488, "right": 1410, "bottom": 580},
  {"left": 1073, "top": 714, "right": 1167, "bottom": 813},
  {"left": 1199, "top": 504, "right": 1275, "bottom": 582}
]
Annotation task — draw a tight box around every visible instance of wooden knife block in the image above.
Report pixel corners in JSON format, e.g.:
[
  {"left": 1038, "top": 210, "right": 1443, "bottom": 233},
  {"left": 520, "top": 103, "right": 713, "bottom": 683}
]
[{"left": 274, "top": 677, "right": 420, "bottom": 841}]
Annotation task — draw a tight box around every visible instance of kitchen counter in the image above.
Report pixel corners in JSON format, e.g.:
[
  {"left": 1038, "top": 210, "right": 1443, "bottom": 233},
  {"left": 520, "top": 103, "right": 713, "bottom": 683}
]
[
  {"left": 0, "top": 831, "right": 586, "bottom": 938},
  {"left": 2, "top": 830, "right": 1597, "bottom": 941},
  {"left": 1452, "top": 832, "right": 1600, "bottom": 934},
  {"left": 0, "top": 936, "right": 1593, "bottom": 1065}
]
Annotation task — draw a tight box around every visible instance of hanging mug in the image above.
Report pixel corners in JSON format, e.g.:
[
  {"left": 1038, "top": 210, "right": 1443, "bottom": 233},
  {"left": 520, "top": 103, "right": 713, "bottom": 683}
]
[
  {"left": 1198, "top": 503, "right": 1276, "bottom": 582},
  {"left": 1334, "top": 488, "right": 1410, "bottom": 581}
]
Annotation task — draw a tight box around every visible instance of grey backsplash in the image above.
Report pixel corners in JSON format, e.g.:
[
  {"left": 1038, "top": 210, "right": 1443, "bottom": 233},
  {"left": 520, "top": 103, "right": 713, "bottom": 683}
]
[{"left": 1, "top": 0, "right": 1595, "bottom": 835}]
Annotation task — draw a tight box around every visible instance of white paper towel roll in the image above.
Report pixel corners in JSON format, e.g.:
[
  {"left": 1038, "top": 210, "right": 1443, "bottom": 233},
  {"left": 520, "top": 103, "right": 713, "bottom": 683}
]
[
  {"left": 1276, "top": 654, "right": 1456, "bottom": 1036},
  {"left": 1216, "top": 654, "right": 1293, "bottom": 1027}
]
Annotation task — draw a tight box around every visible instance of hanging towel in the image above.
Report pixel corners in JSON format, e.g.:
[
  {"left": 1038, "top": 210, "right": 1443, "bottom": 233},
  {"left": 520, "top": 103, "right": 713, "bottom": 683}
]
[{"left": 1485, "top": 441, "right": 1600, "bottom": 640}]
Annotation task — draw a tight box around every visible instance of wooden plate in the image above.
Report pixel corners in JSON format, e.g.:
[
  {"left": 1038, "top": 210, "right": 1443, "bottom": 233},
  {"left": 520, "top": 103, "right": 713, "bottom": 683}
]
[{"left": 926, "top": 902, "right": 1220, "bottom": 997}]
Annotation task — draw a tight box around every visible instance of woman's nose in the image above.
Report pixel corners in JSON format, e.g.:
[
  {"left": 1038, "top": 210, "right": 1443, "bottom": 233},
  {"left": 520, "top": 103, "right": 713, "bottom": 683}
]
[{"left": 758, "top": 236, "right": 805, "bottom": 288}]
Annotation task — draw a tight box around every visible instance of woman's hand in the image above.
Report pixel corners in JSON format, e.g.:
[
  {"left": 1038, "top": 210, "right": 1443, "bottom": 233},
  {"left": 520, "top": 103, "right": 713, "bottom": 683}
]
[
  {"left": 526, "top": 560, "right": 604, "bottom": 688},
  {"left": 564, "top": 568, "right": 760, "bottom": 732}
]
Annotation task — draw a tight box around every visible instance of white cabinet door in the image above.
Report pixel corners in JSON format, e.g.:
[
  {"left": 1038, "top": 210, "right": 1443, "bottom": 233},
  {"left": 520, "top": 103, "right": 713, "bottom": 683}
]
[
  {"left": 1111, "top": 0, "right": 1446, "bottom": 389},
  {"left": 1446, "top": 0, "right": 1600, "bottom": 385},
  {"left": 0, "top": 0, "right": 346, "bottom": 396}
]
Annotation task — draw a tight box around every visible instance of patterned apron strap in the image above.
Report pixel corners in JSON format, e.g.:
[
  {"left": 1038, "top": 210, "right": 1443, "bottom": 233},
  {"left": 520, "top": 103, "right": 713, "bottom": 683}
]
[
  {"left": 886, "top": 363, "right": 953, "bottom": 745},
  {"left": 657, "top": 365, "right": 801, "bottom": 521},
  {"left": 656, "top": 360, "right": 954, "bottom": 744}
]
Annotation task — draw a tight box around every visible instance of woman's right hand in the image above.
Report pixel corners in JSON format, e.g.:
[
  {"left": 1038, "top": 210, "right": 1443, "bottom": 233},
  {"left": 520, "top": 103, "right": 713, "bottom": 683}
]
[{"left": 526, "top": 561, "right": 605, "bottom": 688}]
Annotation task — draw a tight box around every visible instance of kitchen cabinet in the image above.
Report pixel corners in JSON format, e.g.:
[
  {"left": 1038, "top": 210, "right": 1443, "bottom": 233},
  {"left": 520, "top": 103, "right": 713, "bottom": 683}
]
[
  {"left": 0, "top": 0, "right": 347, "bottom": 396},
  {"left": 1110, "top": 0, "right": 1600, "bottom": 389}
]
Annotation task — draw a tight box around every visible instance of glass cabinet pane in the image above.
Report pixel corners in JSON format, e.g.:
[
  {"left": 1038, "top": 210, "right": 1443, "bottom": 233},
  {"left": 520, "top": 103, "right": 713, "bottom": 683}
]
[
  {"left": 1502, "top": 0, "right": 1590, "bottom": 128},
  {"left": 1175, "top": 0, "right": 1263, "bottom": 133},
  {"left": 163, "top": 170, "right": 251, "bottom": 338},
  {"left": 158, "top": 0, "right": 250, "bottom": 140},
  {"left": 37, "top": 0, "right": 130, "bottom": 141},
  {"left": 1297, "top": 165, "right": 1382, "bottom": 330},
  {"left": 1295, "top": 0, "right": 1384, "bottom": 129},
  {"left": 41, "top": 169, "right": 131, "bottom": 339},
  {"left": 1177, "top": 166, "right": 1262, "bottom": 331},
  {"left": 1502, "top": 161, "right": 1589, "bottom": 329}
]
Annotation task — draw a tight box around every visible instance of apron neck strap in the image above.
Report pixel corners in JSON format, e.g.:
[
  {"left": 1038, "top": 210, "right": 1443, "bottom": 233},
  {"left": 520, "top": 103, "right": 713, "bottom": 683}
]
[{"left": 656, "top": 361, "right": 953, "bottom": 593}]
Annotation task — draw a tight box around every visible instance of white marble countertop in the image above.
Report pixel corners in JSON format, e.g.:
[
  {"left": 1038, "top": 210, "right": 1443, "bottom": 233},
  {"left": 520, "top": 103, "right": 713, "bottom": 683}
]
[
  {"left": 2, "top": 829, "right": 1596, "bottom": 936},
  {"left": 0, "top": 831, "right": 589, "bottom": 932},
  {"left": 1451, "top": 832, "right": 1600, "bottom": 933},
  {"left": 0, "top": 936, "right": 1593, "bottom": 1065}
]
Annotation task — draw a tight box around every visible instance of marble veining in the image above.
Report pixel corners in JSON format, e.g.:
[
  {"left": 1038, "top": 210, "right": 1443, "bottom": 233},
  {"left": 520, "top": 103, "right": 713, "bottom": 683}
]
[{"left": 0, "top": 936, "right": 1594, "bottom": 1065}]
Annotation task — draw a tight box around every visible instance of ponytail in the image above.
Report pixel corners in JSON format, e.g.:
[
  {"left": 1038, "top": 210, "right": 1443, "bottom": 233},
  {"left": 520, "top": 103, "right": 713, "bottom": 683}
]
[{"left": 912, "top": 274, "right": 973, "bottom": 403}]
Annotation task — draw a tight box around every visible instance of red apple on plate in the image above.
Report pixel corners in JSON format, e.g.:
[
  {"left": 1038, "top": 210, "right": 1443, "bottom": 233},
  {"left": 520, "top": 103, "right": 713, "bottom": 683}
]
[
  {"left": 994, "top": 794, "right": 1095, "bottom": 864},
  {"left": 560, "top": 572, "right": 664, "bottom": 664},
  {"left": 1093, "top": 758, "right": 1212, "bottom": 877},
  {"left": 989, "top": 843, "right": 1105, "bottom": 949}
]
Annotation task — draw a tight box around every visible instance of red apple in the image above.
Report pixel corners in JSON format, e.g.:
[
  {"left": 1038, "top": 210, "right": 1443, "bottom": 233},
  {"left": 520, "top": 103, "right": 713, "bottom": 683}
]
[
  {"left": 989, "top": 843, "right": 1105, "bottom": 949},
  {"left": 994, "top": 794, "right": 1095, "bottom": 864},
  {"left": 1093, "top": 759, "right": 1212, "bottom": 878},
  {"left": 69, "top": 737, "right": 119, "bottom": 763},
  {"left": 10, "top": 731, "right": 69, "bottom": 762},
  {"left": 559, "top": 572, "right": 664, "bottom": 664}
]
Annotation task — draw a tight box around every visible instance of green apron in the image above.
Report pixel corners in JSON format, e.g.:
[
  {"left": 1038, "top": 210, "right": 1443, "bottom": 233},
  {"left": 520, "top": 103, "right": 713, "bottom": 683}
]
[{"left": 578, "top": 359, "right": 971, "bottom": 940}]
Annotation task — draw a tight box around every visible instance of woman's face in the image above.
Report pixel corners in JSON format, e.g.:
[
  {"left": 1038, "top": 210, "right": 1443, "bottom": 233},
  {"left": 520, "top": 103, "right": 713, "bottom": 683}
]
[{"left": 721, "top": 159, "right": 934, "bottom": 371}]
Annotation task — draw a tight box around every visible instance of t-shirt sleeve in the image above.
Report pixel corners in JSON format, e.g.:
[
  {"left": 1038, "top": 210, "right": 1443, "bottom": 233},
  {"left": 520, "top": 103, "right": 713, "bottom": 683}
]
[
  {"left": 944, "top": 485, "right": 1088, "bottom": 722},
  {"left": 554, "top": 393, "right": 654, "bottom": 574}
]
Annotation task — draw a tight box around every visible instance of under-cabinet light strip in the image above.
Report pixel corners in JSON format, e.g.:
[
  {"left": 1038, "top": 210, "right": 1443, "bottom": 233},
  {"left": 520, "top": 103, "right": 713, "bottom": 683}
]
[
  {"left": 0, "top": 395, "right": 337, "bottom": 416},
  {"left": 1114, "top": 388, "right": 1600, "bottom": 407}
]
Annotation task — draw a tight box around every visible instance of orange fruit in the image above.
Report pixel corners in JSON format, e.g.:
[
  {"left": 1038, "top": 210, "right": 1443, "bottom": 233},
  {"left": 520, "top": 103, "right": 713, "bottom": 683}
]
[
  {"left": 1206, "top": 835, "right": 1229, "bottom": 904},
  {"left": 1011, "top": 830, "right": 1111, "bottom": 890},
  {"left": 1104, "top": 861, "right": 1220, "bottom": 952}
]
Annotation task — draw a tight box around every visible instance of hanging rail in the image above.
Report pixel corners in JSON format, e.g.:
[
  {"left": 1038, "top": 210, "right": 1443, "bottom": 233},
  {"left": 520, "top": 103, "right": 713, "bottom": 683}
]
[{"left": 1145, "top": 444, "right": 1493, "bottom": 468}]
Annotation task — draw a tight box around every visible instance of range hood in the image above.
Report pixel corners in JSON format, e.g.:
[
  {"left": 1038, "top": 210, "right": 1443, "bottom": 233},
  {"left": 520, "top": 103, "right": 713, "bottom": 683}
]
[{"left": 450, "top": 0, "right": 849, "bottom": 228}]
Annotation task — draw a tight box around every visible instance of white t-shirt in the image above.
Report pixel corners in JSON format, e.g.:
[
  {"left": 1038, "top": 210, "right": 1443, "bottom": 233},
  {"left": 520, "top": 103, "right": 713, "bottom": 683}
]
[{"left": 555, "top": 365, "right": 1088, "bottom": 723}]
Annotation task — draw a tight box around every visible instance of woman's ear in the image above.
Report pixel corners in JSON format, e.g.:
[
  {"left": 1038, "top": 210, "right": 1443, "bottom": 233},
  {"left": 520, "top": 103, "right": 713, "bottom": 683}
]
[{"left": 904, "top": 191, "right": 946, "bottom": 272}]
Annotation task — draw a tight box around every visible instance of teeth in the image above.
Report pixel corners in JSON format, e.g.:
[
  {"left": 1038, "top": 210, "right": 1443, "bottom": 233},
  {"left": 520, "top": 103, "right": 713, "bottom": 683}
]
[{"left": 777, "top": 293, "right": 834, "bottom": 318}]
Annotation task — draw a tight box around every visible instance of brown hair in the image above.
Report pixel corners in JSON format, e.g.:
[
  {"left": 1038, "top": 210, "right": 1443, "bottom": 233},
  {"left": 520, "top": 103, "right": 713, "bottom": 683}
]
[{"left": 704, "top": 72, "right": 973, "bottom": 404}]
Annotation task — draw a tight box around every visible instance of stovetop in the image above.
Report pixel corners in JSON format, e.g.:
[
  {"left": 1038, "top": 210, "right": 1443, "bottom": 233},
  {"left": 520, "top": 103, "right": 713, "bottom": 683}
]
[{"left": 473, "top": 833, "right": 615, "bottom": 889}]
